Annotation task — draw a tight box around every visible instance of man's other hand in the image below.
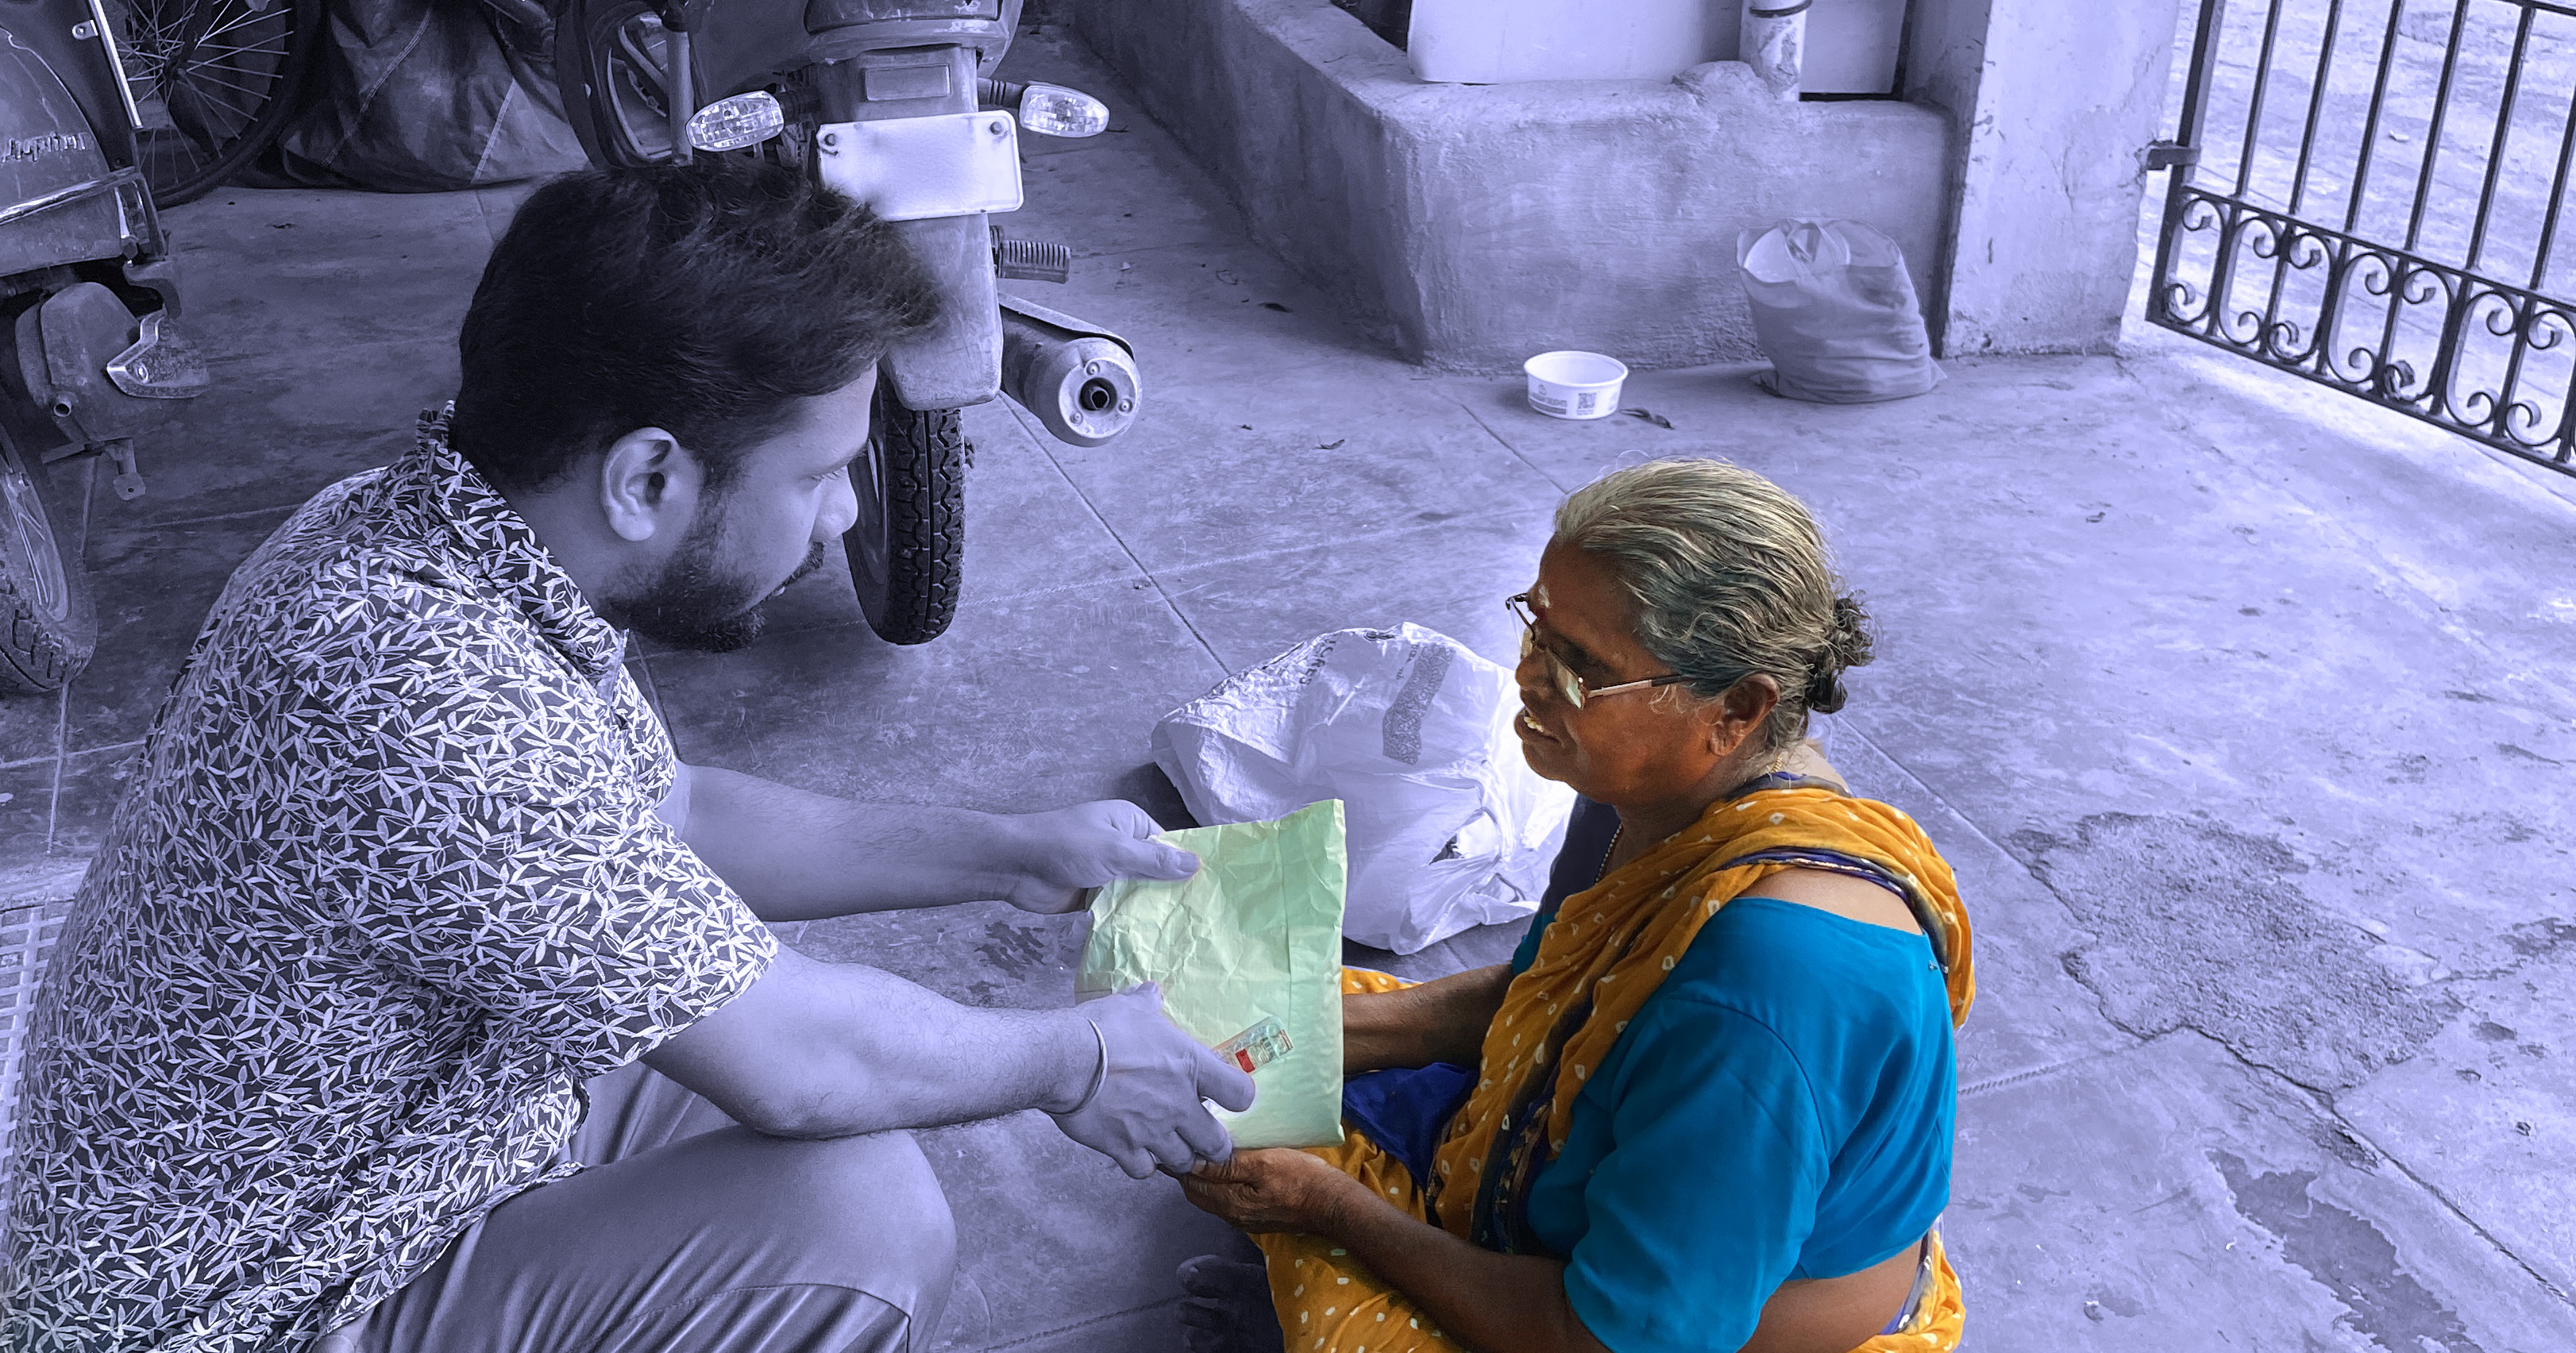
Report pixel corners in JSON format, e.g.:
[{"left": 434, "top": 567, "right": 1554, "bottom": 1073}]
[
  {"left": 1048, "top": 982, "right": 1256, "bottom": 1179},
  {"left": 1001, "top": 800, "right": 1199, "bottom": 915}
]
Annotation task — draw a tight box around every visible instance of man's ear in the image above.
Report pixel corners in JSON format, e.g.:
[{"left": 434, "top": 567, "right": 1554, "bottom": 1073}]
[{"left": 597, "top": 427, "right": 704, "bottom": 544}]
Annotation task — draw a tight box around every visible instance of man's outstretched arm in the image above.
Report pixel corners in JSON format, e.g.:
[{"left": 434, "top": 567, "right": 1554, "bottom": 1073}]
[
  {"left": 641, "top": 947, "right": 1255, "bottom": 1177},
  {"left": 665, "top": 761, "right": 1197, "bottom": 922}
]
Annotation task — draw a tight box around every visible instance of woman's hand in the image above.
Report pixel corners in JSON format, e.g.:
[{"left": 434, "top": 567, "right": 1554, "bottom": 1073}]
[
  {"left": 1344, "top": 965, "right": 1514, "bottom": 1073},
  {"left": 1179, "top": 1147, "right": 1369, "bottom": 1234}
]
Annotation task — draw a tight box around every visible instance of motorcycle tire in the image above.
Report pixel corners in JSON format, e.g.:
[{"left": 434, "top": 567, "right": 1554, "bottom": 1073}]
[
  {"left": 0, "top": 439, "right": 97, "bottom": 696},
  {"left": 843, "top": 374, "right": 964, "bottom": 646},
  {"left": 124, "top": 0, "right": 323, "bottom": 207}
]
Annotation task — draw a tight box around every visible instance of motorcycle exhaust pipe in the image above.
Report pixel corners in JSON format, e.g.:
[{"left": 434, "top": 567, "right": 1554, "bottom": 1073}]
[{"left": 998, "top": 296, "right": 1140, "bottom": 449}]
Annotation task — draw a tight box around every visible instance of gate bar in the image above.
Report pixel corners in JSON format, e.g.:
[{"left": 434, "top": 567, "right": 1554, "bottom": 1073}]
[
  {"left": 2534, "top": 91, "right": 2576, "bottom": 293},
  {"left": 2150, "top": 0, "right": 2231, "bottom": 322},
  {"left": 2236, "top": 0, "right": 2292, "bottom": 199},
  {"left": 2343, "top": 0, "right": 2412, "bottom": 235},
  {"left": 2287, "top": 0, "right": 2346, "bottom": 217},
  {"left": 2465, "top": 6, "right": 2538, "bottom": 274},
  {"left": 2403, "top": 1, "right": 2474, "bottom": 253}
]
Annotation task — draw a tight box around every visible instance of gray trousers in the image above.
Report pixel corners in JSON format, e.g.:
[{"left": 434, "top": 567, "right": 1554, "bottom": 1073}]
[{"left": 317, "top": 1062, "right": 957, "bottom": 1353}]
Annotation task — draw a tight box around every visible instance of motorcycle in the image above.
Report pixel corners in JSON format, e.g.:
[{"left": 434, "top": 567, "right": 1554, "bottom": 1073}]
[
  {"left": 555, "top": 0, "right": 1143, "bottom": 646},
  {"left": 0, "top": 0, "right": 211, "bottom": 695}
]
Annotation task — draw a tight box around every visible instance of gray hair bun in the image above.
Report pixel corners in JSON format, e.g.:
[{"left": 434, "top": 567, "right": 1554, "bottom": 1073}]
[{"left": 1806, "top": 596, "right": 1873, "bottom": 715}]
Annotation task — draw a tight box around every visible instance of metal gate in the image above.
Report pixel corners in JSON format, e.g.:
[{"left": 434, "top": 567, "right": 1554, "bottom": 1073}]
[{"left": 2150, "top": 0, "right": 2576, "bottom": 476}]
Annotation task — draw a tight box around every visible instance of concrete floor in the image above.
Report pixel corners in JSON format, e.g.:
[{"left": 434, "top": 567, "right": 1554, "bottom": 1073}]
[{"left": 2, "top": 14, "right": 2574, "bottom": 1353}]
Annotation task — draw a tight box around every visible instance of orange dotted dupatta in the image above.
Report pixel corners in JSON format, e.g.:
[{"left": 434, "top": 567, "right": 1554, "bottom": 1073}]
[
  {"left": 1425, "top": 787, "right": 1974, "bottom": 1251},
  {"left": 1255, "top": 788, "right": 1976, "bottom": 1353}
]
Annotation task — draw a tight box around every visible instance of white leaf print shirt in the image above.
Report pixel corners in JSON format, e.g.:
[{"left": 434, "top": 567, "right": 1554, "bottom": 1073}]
[{"left": 2, "top": 409, "right": 777, "bottom": 1351}]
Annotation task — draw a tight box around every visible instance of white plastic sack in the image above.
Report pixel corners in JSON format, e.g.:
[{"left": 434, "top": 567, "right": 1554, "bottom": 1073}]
[
  {"left": 1737, "top": 218, "right": 1944, "bottom": 403},
  {"left": 1151, "top": 624, "right": 1577, "bottom": 954}
]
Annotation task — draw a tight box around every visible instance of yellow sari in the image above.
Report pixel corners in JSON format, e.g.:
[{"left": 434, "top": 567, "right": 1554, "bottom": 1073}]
[{"left": 1255, "top": 786, "right": 1975, "bottom": 1352}]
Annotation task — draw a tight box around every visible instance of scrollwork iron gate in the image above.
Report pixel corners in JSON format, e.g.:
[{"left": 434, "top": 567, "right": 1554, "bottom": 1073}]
[{"left": 2150, "top": 0, "right": 2576, "bottom": 475}]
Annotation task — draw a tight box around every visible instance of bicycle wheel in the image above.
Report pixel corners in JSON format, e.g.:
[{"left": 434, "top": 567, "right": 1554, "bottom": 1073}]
[{"left": 118, "top": 0, "right": 321, "bottom": 207}]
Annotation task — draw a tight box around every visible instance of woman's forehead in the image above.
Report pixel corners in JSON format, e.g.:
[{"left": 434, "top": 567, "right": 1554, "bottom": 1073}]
[{"left": 1532, "top": 547, "right": 1633, "bottom": 636}]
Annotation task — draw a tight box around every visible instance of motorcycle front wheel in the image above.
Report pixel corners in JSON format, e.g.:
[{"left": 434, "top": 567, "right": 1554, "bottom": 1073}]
[
  {"left": 0, "top": 439, "right": 97, "bottom": 696},
  {"left": 843, "top": 373, "right": 964, "bottom": 646}
]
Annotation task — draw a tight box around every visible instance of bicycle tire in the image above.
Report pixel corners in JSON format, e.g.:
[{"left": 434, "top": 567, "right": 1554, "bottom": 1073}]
[
  {"left": 843, "top": 374, "right": 965, "bottom": 646},
  {"left": 125, "top": 0, "right": 322, "bottom": 207}
]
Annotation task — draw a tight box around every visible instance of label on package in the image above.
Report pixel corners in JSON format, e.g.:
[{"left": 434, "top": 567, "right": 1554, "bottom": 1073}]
[{"left": 1214, "top": 1015, "right": 1294, "bottom": 1075}]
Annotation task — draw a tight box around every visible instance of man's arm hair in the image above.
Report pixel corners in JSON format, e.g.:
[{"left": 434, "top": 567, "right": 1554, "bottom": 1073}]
[
  {"left": 658, "top": 761, "right": 1031, "bottom": 922},
  {"left": 641, "top": 945, "right": 1093, "bottom": 1137}
]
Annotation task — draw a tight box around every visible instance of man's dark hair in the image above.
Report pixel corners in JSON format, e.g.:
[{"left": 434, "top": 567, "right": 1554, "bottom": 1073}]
[{"left": 450, "top": 157, "right": 942, "bottom": 494}]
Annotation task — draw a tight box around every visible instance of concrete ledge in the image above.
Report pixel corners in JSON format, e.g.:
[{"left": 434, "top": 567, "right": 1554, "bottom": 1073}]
[{"left": 1066, "top": 0, "right": 1950, "bottom": 372}]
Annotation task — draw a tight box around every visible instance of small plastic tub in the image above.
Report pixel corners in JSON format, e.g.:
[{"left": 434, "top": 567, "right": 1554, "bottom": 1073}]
[{"left": 1522, "top": 350, "right": 1628, "bottom": 420}]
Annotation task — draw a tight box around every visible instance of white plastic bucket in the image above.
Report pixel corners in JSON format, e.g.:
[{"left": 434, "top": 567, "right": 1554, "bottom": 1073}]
[{"left": 1522, "top": 350, "right": 1627, "bottom": 420}]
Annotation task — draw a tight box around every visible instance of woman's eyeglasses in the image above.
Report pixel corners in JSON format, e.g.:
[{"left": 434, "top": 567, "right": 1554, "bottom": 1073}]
[{"left": 1506, "top": 592, "right": 1696, "bottom": 708}]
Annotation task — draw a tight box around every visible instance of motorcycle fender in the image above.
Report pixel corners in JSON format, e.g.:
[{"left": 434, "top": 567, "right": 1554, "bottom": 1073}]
[
  {"left": 0, "top": 25, "right": 133, "bottom": 279},
  {"left": 14, "top": 282, "right": 159, "bottom": 446},
  {"left": 881, "top": 213, "right": 1000, "bottom": 411}
]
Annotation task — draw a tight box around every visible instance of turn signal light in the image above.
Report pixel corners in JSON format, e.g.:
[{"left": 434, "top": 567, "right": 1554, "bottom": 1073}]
[
  {"left": 1016, "top": 83, "right": 1109, "bottom": 138},
  {"left": 688, "top": 92, "right": 785, "bottom": 152}
]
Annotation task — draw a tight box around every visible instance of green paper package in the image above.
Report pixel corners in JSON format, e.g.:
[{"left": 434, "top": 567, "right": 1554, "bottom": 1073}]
[{"left": 1077, "top": 800, "right": 1348, "bottom": 1150}]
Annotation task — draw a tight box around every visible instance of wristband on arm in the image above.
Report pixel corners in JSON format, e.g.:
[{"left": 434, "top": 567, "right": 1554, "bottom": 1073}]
[{"left": 1053, "top": 1016, "right": 1110, "bottom": 1116}]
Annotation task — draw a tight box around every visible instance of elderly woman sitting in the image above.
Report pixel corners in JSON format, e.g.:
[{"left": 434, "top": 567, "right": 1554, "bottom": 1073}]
[{"left": 1180, "top": 459, "right": 1974, "bottom": 1353}]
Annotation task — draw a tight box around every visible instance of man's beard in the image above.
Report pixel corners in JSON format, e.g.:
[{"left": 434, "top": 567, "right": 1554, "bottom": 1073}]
[{"left": 615, "top": 502, "right": 829, "bottom": 653}]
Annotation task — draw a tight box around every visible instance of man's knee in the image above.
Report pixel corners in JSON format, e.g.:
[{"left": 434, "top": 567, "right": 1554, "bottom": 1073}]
[
  {"left": 758, "top": 1128, "right": 957, "bottom": 1313},
  {"left": 807, "top": 1129, "right": 954, "bottom": 1251}
]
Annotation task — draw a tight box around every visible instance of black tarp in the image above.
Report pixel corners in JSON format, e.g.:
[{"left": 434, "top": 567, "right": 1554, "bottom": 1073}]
[{"left": 244, "top": 0, "right": 589, "bottom": 191}]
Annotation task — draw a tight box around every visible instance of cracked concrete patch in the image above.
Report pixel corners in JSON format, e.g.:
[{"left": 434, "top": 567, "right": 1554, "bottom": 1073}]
[
  {"left": 2213, "top": 1151, "right": 2485, "bottom": 1353},
  {"left": 2014, "top": 811, "right": 2451, "bottom": 1089}
]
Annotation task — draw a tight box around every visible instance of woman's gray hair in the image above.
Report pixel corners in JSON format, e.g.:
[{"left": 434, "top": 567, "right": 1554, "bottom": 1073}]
[{"left": 1551, "top": 457, "right": 1875, "bottom": 758}]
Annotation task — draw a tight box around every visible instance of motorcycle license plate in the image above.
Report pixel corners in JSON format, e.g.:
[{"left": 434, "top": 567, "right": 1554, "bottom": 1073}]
[{"left": 816, "top": 112, "right": 1024, "bottom": 222}]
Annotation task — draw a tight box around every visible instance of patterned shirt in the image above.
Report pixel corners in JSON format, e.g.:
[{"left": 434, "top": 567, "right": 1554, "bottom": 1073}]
[{"left": 2, "top": 411, "right": 777, "bottom": 1351}]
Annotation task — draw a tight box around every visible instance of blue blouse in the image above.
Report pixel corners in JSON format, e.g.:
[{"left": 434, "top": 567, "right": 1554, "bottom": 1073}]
[{"left": 1344, "top": 796, "right": 1956, "bottom": 1353}]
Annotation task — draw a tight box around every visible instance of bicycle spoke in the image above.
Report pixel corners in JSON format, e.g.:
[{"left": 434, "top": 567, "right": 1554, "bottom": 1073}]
[
  {"left": 196, "top": 5, "right": 287, "bottom": 41},
  {"left": 173, "top": 67, "right": 273, "bottom": 100}
]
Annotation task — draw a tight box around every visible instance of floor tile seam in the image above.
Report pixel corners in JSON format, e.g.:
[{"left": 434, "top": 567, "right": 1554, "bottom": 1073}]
[
  {"left": 1957, "top": 1036, "right": 2155, "bottom": 1100},
  {"left": 1441, "top": 389, "right": 1571, "bottom": 494},
  {"left": 956, "top": 1293, "right": 1181, "bottom": 1353},
  {"left": 2176, "top": 1025, "right": 2576, "bottom": 1313},
  {"left": 633, "top": 570, "right": 1169, "bottom": 663},
  {"left": 41, "top": 729, "right": 64, "bottom": 852},
  {"left": 54, "top": 475, "right": 84, "bottom": 770},
  {"left": 60, "top": 738, "right": 143, "bottom": 765},
  {"left": 1001, "top": 401, "right": 1230, "bottom": 676},
  {"left": 1141, "top": 503, "right": 1550, "bottom": 585},
  {"left": 2296, "top": 1068, "right": 2576, "bottom": 1309},
  {"left": 1833, "top": 717, "right": 2062, "bottom": 903},
  {"left": 94, "top": 502, "right": 303, "bottom": 534}
]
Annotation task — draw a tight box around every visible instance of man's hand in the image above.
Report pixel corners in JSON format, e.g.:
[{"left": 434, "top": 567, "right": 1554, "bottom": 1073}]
[
  {"left": 1000, "top": 800, "right": 1199, "bottom": 915},
  {"left": 1179, "top": 1148, "right": 1367, "bottom": 1235},
  {"left": 1049, "top": 982, "right": 1255, "bottom": 1178}
]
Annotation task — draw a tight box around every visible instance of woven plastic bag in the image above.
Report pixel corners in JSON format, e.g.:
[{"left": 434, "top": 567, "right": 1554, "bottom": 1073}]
[
  {"left": 1737, "top": 218, "right": 1944, "bottom": 403},
  {"left": 1077, "top": 800, "right": 1348, "bottom": 1150},
  {"left": 1150, "top": 624, "right": 1575, "bottom": 954}
]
